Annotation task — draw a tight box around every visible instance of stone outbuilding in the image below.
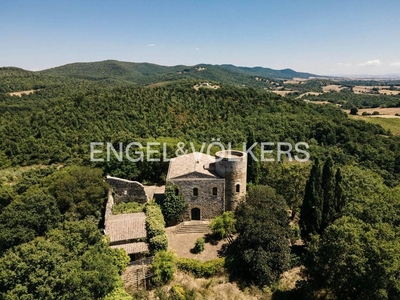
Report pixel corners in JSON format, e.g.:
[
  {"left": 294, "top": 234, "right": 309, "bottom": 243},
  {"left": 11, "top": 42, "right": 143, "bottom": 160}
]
[{"left": 166, "top": 150, "right": 247, "bottom": 221}]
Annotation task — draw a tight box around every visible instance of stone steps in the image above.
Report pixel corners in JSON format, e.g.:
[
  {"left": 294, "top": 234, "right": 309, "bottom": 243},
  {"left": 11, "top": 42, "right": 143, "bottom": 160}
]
[{"left": 175, "top": 221, "right": 210, "bottom": 234}]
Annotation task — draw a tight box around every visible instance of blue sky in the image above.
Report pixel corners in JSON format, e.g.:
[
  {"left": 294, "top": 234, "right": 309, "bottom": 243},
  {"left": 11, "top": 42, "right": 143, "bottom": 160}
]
[{"left": 1, "top": 0, "right": 399, "bottom": 75}]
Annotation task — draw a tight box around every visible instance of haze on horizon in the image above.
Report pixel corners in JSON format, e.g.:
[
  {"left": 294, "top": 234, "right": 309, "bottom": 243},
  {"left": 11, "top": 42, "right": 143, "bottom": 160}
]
[{"left": 1, "top": 0, "right": 399, "bottom": 77}]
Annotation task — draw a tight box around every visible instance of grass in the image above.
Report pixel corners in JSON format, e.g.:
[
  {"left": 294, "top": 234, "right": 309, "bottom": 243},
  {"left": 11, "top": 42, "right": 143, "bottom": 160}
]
[
  {"left": 349, "top": 115, "right": 400, "bottom": 135},
  {"left": 112, "top": 201, "right": 146, "bottom": 214}
]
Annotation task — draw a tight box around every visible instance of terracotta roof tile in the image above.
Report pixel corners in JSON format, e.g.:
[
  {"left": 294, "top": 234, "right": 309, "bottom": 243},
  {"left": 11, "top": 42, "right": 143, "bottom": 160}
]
[
  {"left": 110, "top": 242, "right": 149, "bottom": 254},
  {"left": 105, "top": 212, "right": 146, "bottom": 243},
  {"left": 167, "top": 152, "right": 218, "bottom": 179}
]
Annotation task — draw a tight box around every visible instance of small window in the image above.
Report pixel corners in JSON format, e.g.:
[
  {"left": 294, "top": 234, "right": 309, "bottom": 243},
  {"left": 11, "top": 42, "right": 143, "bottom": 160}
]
[
  {"left": 175, "top": 188, "right": 179, "bottom": 196},
  {"left": 193, "top": 188, "right": 198, "bottom": 196},
  {"left": 236, "top": 184, "right": 240, "bottom": 193},
  {"left": 212, "top": 187, "right": 218, "bottom": 196}
]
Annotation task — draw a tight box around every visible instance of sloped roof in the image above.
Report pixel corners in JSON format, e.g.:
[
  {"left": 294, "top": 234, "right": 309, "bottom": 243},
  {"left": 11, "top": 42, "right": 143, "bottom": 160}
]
[
  {"left": 110, "top": 242, "right": 149, "bottom": 254},
  {"left": 167, "top": 152, "right": 219, "bottom": 180},
  {"left": 105, "top": 212, "right": 147, "bottom": 243}
]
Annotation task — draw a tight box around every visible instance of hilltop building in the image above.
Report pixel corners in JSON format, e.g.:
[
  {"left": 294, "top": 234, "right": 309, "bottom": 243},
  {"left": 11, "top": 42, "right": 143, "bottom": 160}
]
[{"left": 166, "top": 150, "right": 247, "bottom": 220}]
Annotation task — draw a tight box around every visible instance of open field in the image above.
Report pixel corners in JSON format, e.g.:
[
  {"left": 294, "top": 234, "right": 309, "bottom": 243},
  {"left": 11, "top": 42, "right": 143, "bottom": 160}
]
[
  {"left": 193, "top": 83, "right": 220, "bottom": 91},
  {"left": 304, "top": 100, "right": 331, "bottom": 105},
  {"left": 349, "top": 115, "right": 400, "bottom": 135},
  {"left": 296, "top": 92, "right": 322, "bottom": 98},
  {"left": 322, "top": 84, "right": 346, "bottom": 92},
  {"left": 272, "top": 90, "right": 298, "bottom": 96},
  {"left": 347, "top": 107, "right": 400, "bottom": 117},
  {"left": 283, "top": 78, "right": 308, "bottom": 84},
  {"left": 353, "top": 85, "right": 400, "bottom": 95},
  {"left": 379, "top": 89, "right": 400, "bottom": 95},
  {"left": 7, "top": 89, "right": 37, "bottom": 96}
]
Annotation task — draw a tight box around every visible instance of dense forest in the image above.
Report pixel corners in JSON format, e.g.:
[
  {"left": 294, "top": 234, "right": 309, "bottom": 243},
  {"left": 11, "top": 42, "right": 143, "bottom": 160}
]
[{"left": 1, "top": 63, "right": 400, "bottom": 299}]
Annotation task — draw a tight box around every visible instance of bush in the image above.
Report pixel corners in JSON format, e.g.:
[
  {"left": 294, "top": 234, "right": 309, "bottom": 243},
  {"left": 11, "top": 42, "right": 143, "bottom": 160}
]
[
  {"left": 157, "top": 184, "right": 188, "bottom": 225},
  {"left": 150, "top": 251, "right": 176, "bottom": 286},
  {"left": 145, "top": 202, "right": 167, "bottom": 254},
  {"left": 149, "top": 234, "right": 168, "bottom": 252},
  {"left": 109, "top": 248, "right": 131, "bottom": 274},
  {"left": 145, "top": 204, "right": 166, "bottom": 226},
  {"left": 176, "top": 258, "right": 225, "bottom": 278},
  {"left": 209, "top": 211, "right": 236, "bottom": 239},
  {"left": 192, "top": 237, "right": 205, "bottom": 254},
  {"left": 362, "top": 112, "right": 371, "bottom": 116},
  {"left": 350, "top": 107, "right": 358, "bottom": 115},
  {"left": 104, "top": 287, "right": 133, "bottom": 300},
  {"left": 395, "top": 113, "right": 400, "bottom": 116},
  {"left": 146, "top": 218, "right": 165, "bottom": 238},
  {"left": 112, "top": 201, "right": 145, "bottom": 214},
  {"left": 372, "top": 111, "right": 380, "bottom": 115},
  {"left": 170, "top": 284, "right": 185, "bottom": 300}
]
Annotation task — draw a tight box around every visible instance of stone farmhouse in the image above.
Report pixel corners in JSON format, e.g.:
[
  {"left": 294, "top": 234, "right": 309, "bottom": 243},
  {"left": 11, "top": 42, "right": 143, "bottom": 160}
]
[
  {"left": 167, "top": 150, "right": 247, "bottom": 221},
  {"left": 103, "top": 150, "right": 247, "bottom": 258},
  {"left": 104, "top": 176, "right": 163, "bottom": 260}
]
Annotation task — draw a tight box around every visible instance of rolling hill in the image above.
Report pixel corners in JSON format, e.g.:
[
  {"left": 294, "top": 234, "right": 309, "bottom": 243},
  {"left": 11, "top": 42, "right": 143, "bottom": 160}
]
[
  {"left": 39, "top": 60, "right": 320, "bottom": 86},
  {"left": 0, "top": 60, "right": 321, "bottom": 93}
]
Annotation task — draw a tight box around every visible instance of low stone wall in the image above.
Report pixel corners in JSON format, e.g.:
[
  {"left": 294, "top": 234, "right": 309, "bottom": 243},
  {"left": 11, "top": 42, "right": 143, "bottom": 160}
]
[{"left": 106, "top": 176, "right": 148, "bottom": 204}]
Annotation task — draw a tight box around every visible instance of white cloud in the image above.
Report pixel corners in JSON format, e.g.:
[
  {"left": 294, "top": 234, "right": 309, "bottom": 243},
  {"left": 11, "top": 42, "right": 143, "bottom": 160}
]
[
  {"left": 390, "top": 62, "right": 400, "bottom": 67},
  {"left": 146, "top": 44, "right": 155, "bottom": 47},
  {"left": 358, "top": 59, "right": 381, "bottom": 67},
  {"left": 337, "top": 62, "right": 352, "bottom": 66}
]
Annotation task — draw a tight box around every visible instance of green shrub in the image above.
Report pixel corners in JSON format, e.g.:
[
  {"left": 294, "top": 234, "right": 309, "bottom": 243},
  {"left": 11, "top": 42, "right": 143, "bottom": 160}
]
[
  {"left": 145, "top": 202, "right": 167, "bottom": 254},
  {"left": 158, "top": 184, "right": 188, "bottom": 225},
  {"left": 104, "top": 287, "right": 133, "bottom": 300},
  {"left": 109, "top": 248, "right": 130, "bottom": 274},
  {"left": 209, "top": 211, "right": 236, "bottom": 239},
  {"left": 372, "top": 111, "right": 380, "bottom": 115},
  {"left": 170, "top": 284, "right": 185, "bottom": 300},
  {"left": 192, "top": 237, "right": 205, "bottom": 253},
  {"left": 146, "top": 217, "right": 165, "bottom": 238},
  {"left": 112, "top": 201, "right": 145, "bottom": 214},
  {"left": 145, "top": 203, "right": 166, "bottom": 226},
  {"left": 176, "top": 258, "right": 225, "bottom": 278},
  {"left": 149, "top": 234, "right": 168, "bottom": 252},
  {"left": 150, "top": 251, "right": 176, "bottom": 286}
]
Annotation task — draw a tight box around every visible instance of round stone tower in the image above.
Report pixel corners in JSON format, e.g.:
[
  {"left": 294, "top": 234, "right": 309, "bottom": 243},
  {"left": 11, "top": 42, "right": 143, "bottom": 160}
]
[{"left": 214, "top": 150, "right": 247, "bottom": 211}]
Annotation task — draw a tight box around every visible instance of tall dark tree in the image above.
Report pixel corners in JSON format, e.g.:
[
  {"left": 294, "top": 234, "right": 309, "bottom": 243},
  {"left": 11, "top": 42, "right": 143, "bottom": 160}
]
[
  {"left": 301, "top": 159, "right": 346, "bottom": 241},
  {"left": 300, "top": 159, "right": 323, "bottom": 241},
  {"left": 333, "top": 167, "right": 345, "bottom": 219},
  {"left": 321, "top": 157, "right": 335, "bottom": 231},
  {"left": 226, "top": 185, "right": 291, "bottom": 287},
  {"left": 246, "top": 128, "right": 261, "bottom": 184},
  {"left": 157, "top": 184, "right": 187, "bottom": 226}
]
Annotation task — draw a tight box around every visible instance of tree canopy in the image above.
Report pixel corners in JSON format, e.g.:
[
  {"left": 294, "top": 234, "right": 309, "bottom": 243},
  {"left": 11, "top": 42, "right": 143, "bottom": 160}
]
[{"left": 226, "top": 185, "right": 291, "bottom": 287}]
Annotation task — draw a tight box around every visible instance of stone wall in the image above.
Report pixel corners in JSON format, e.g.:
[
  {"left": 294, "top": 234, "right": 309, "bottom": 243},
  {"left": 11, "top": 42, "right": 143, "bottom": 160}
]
[
  {"left": 171, "top": 178, "right": 225, "bottom": 220},
  {"left": 106, "top": 176, "right": 148, "bottom": 204}
]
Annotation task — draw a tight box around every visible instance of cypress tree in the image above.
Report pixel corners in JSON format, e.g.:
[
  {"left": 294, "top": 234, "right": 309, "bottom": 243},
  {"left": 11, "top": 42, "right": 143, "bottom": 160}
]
[
  {"left": 321, "top": 157, "right": 335, "bottom": 232},
  {"left": 334, "top": 167, "right": 345, "bottom": 218},
  {"left": 300, "top": 159, "right": 323, "bottom": 241},
  {"left": 246, "top": 129, "right": 261, "bottom": 184}
]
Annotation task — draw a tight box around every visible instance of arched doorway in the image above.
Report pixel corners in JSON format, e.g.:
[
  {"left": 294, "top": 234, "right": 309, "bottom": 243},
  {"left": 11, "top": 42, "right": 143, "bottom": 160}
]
[{"left": 191, "top": 208, "right": 200, "bottom": 220}]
